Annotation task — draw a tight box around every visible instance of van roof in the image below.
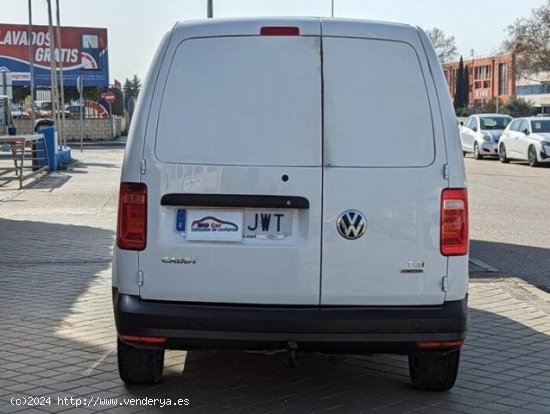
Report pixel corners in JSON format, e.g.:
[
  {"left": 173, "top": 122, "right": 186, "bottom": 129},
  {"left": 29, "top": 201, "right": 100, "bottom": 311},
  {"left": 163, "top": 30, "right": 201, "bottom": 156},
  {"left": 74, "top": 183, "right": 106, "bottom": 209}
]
[{"left": 171, "top": 17, "right": 419, "bottom": 40}]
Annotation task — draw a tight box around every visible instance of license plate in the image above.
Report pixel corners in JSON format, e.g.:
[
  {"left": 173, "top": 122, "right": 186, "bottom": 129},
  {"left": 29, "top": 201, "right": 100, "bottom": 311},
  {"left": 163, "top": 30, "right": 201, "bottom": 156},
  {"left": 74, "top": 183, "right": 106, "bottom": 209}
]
[
  {"left": 177, "top": 209, "right": 292, "bottom": 241},
  {"left": 243, "top": 210, "right": 292, "bottom": 239}
]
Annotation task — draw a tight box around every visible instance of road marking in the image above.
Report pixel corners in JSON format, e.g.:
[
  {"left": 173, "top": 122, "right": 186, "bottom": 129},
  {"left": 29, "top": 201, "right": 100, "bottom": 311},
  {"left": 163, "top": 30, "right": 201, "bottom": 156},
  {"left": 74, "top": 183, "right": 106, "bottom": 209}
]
[
  {"left": 469, "top": 257, "right": 499, "bottom": 272},
  {"left": 84, "top": 349, "right": 114, "bottom": 377}
]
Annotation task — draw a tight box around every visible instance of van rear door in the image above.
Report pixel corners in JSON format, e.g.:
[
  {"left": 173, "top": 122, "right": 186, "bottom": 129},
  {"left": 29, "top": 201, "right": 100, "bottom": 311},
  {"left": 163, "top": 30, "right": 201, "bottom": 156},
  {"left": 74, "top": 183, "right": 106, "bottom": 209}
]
[
  {"left": 139, "top": 23, "right": 323, "bottom": 305},
  {"left": 320, "top": 22, "right": 448, "bottom": 305}
]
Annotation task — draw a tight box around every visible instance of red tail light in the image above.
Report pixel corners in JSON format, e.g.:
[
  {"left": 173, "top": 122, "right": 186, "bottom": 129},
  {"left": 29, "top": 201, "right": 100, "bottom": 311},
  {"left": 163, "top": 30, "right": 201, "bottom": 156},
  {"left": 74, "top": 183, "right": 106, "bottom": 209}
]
[
  {"left": 117, "top": 182, "right": 147, "bottom": 250},
  {"left": 260, "top": 26, "right": 300, "bottom": 36},
  {"left": 119, "top": 334, "right": 166, "bottom": 345},
  {"left": 418, "top": 340, "right": 464, "bottom": 350},
  {"left": 440, "top": 188, "right": 468, "bottom": 256}
]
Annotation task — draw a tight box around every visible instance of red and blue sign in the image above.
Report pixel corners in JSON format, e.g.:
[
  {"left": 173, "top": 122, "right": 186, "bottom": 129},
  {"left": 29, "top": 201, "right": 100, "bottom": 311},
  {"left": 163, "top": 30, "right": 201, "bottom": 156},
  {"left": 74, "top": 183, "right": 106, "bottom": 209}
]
[{"left": 0, "top": 23, "right": 109, "bottom": 87}]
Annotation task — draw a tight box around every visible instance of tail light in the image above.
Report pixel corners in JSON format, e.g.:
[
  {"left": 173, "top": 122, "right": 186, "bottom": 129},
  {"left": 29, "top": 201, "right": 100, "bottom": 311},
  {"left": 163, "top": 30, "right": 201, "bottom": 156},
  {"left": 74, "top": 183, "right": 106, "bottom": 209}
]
[
  {"left": 119, "top": 334, "right": 166, "bottom": 345},
  {"left": 440, "top": 188, "right": 468, "bottom": 256},
  {"left": 117, "top": 182, "right": 147, "bottom": 250},
  {"left": 418, "top": 340, "right": 464, "bottom": 350}
]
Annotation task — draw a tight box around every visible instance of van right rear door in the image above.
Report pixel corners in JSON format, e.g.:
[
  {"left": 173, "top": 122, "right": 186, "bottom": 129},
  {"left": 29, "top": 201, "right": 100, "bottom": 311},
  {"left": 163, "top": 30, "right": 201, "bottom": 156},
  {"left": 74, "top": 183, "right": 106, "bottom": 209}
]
[{"left": 320, "top": 21, "right": 449, "bottom": 306}]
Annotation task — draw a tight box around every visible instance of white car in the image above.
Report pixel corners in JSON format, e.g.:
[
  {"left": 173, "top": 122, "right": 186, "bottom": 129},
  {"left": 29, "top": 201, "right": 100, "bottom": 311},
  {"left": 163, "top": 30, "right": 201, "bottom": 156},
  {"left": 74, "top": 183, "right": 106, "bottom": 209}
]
[
  {"left": 499, "top": 117, "right": 550, "bottom": 167},
  {"left": 460, "top": 114, "right": 512, "bottom": 159},
  {"left": 113, "top": 18, "right": 469, "bottom": 391}
]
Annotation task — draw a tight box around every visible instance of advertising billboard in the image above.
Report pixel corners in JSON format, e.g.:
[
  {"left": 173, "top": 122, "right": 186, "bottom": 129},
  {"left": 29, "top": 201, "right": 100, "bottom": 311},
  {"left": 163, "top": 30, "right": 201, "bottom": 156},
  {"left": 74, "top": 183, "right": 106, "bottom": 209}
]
[{"left": 0, "top": 24, "right": 109, "bottom": 88}]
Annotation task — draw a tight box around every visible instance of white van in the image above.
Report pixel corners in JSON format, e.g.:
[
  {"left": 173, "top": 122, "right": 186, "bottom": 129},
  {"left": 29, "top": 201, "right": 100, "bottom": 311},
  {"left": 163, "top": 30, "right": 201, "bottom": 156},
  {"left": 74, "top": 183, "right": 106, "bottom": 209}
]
[{"left": 113, "top": 18, "right": 469, "bottom": 391}]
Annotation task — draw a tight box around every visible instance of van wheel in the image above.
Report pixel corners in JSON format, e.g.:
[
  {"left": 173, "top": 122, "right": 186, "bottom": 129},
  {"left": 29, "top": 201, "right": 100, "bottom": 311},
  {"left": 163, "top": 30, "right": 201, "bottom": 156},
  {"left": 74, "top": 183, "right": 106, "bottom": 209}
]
[
  {"left": 528, "top": 146, "right": 540, "bottom": 167},
  {"left": 462, "top": 151, "right": 467, "bottom": 157},
  {"left": 408, "top": 349, "right": 460, "bottom": 391},
  {"left": 117, "top": 338, "right": 164, "bottom": 384},
  {"left": 499, "top": 144, "right": 510, "bottom": 163},
  {"left": 473, "top": 143, "right": 483, "bottom": 160}
]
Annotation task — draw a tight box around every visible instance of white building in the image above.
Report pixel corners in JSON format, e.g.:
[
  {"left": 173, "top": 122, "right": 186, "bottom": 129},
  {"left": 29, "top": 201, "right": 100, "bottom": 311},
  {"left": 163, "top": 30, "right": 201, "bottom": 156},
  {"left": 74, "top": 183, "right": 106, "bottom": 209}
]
[{"left": 516, "top": 72, "right": 550, "bottom": 115}]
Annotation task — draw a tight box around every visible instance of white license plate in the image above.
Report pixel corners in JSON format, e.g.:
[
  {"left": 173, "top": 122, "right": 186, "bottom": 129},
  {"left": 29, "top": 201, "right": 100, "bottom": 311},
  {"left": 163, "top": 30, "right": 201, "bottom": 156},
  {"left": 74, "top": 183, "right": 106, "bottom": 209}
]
[{"left": 243, "top": 210, "right": 292, "bottom": 239}]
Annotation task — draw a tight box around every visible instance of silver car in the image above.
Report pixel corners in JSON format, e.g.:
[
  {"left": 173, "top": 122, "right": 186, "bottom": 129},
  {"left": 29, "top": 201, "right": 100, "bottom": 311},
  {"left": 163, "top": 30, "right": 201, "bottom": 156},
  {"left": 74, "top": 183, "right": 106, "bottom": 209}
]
[
  {"left": 460, "top": 114, "right": 512, "bottom": 159},
  {"left": 499, "top": 117, "right": 550, "bottom": 167}
]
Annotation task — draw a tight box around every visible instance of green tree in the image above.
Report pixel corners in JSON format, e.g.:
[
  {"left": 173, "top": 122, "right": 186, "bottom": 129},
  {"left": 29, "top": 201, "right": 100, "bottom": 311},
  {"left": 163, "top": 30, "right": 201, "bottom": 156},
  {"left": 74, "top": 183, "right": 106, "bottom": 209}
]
[
  {"left": 426, "top": 27, "right": 458, "bottom": 64},
  {"left": 462, "top": 65, "right": 470, "bottom": 108},
  {"left": 123, "top": 78, "right": 132, "bottom": 98},
  {"left": 501, "top": 96, "right": 536, "bottom": 117},
  {"left": 503, "top": 1, "right": 550, "bottom": 78},
  {"left": 478, "top": 98, "right": 498, "bottom": 114},
  {"left": 454, "top": 56, "right": 466, "bottom": 109},
  {"left": 130, "top": 74, "right": 142, "bottom": 96},
  {"left": 123, "top": 74, "right": 142, "bottom": 99}
]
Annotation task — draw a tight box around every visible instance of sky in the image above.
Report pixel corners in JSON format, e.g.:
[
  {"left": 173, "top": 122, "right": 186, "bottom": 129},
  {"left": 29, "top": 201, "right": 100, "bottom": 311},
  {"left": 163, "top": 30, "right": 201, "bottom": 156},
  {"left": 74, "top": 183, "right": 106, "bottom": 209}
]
[{"left": 1, "top": 0, "right": 546, "bottom": 84}]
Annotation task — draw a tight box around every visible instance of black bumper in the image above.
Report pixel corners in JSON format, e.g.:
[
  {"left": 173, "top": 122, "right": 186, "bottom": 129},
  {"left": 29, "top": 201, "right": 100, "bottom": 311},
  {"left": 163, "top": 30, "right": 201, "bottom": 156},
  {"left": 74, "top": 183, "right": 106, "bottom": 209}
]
[{"left": 113, "top": 289, "right": 467, "bottom": 354}]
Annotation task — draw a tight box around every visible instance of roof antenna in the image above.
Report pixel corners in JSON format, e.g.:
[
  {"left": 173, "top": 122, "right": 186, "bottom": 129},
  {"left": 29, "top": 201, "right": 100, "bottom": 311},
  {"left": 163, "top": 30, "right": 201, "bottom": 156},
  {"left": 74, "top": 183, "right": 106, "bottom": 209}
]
[{"left": 331, "top": 0, "right": 334, "bottom": 17}]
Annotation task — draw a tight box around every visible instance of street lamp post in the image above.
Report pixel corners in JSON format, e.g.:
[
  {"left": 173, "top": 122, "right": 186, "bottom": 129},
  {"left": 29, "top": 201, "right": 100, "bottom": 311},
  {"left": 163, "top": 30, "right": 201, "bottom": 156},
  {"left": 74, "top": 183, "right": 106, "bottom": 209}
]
[
  {"left": 55, "top": 0, "right": 66, "bottom": 147},
  {"left": 27, "top": 0, "right": 35, "bottom": 128},
  {"left": 46, "top": 0, "right": 60, "bottom": 142},
  {"left": 207, "top": 0, "right": 213, "bottom": 18}
]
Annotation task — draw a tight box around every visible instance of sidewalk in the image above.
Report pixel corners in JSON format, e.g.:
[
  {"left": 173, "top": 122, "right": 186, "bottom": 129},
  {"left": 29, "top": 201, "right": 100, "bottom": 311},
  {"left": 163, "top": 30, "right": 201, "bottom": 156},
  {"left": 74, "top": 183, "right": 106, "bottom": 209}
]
[{"left": 0, "top": 149, "right": 549, "bottom": 413}]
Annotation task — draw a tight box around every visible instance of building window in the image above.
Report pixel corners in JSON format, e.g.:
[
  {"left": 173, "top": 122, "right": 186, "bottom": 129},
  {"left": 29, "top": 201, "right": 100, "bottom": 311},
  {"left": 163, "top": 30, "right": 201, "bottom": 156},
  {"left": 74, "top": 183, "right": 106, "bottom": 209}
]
[
  {"left": 517, "top": 83, "right": 550, "bottom": 95},
  {"left": 498, "top": 64, "right": 508, "bottom": 96},
  {"left": 475, "top": 65, "right": 491, "bottom": 80}
]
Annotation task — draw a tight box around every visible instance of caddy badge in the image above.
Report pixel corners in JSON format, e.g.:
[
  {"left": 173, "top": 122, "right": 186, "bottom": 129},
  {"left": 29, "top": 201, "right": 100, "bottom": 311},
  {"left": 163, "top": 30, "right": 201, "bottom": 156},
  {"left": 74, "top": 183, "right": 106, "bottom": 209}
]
[{"left": 161, "top": 257, "right": 198, "bottom": 264}]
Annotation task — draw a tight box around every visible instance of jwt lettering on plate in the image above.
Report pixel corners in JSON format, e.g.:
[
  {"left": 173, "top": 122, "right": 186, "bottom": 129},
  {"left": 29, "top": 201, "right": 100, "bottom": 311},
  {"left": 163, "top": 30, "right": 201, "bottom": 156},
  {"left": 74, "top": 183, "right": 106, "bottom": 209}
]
[{"left": 247, "top": 213, "right": 284, "bottom": 232}]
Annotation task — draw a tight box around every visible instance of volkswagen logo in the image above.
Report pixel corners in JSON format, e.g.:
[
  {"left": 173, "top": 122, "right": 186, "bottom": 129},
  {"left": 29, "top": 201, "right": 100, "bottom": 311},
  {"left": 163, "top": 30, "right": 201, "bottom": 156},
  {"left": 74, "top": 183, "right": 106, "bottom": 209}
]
[{"left": 337, "top": 210, "right": 367, "bottom": 240}]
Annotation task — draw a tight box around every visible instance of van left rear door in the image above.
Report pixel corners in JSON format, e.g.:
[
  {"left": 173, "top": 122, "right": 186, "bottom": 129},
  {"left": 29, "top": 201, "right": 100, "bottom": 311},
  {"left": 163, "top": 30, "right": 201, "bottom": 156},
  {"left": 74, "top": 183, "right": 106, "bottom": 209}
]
[{"left": 139, "top": 27, "right": 323, "bottom": 305}]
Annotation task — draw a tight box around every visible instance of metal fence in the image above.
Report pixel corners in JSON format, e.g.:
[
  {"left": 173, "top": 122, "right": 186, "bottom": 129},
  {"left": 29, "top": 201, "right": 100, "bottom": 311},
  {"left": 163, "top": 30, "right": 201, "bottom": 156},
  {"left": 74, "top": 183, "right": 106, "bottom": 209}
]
[{"left": 11, "top": 86, "right": 124, "bottom": 120}]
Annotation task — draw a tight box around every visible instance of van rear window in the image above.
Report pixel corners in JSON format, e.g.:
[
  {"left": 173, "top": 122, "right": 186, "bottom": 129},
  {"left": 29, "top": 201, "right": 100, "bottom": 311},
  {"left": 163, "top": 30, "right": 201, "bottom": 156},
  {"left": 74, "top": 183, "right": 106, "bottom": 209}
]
[
  {"left": 323, "top": 38, "right": 435, "bottom": 167},
  {"left": 155, "top": 37, "right": 322, "bottom": 166}
]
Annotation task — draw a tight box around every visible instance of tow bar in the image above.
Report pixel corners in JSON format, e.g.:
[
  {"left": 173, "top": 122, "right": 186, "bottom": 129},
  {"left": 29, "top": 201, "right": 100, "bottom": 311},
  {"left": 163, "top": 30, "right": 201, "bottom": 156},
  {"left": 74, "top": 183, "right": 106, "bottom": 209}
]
[{"left": 285, "top": 341, "right": 298, "bottom": 368}]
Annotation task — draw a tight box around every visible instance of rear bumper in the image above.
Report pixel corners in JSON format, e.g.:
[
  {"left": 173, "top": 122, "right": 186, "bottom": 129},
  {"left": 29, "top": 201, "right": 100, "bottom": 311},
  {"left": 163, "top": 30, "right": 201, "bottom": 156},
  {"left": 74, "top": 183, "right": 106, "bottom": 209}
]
[{"left": 113, "top": 289, "right": 468, "bottom": 353}]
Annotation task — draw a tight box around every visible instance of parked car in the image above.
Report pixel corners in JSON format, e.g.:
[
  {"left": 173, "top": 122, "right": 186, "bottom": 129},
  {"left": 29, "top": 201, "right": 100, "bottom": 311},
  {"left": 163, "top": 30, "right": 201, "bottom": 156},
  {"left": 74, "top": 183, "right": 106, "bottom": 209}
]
[
  {"left": 460, "top": 114, "right": 512, "bottom": 159},
  {"left": 499, "top": 117, "right": 550, "bottom": 167},
  {"left": 113, "top": 18, "right": 469, "bottom": 391},
  {"left": 11, "top": 103, "right": 30, "bottom": 119},
  {"left": 32, "top": 100, "right": 69, "bottom": 118}
]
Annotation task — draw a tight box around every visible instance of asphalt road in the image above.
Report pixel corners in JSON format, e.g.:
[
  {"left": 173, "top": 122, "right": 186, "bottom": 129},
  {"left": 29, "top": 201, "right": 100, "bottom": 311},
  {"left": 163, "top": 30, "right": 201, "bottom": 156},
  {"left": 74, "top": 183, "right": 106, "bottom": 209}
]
[{"left": 466, "top": 155, "right": 550, "bottom": 289}]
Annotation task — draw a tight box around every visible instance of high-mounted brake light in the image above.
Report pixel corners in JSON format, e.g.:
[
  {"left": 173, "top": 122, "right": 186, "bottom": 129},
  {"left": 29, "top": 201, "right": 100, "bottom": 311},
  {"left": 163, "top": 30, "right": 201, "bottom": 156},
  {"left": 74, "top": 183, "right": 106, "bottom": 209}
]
[
  {"left": 260, "top": 26, "right": 300, "bottom": 36},
  {"left": 117, "top": 182, "right": 147, "bottom": 250},
  {"left": 440, "top": 188, "right": 468, "bottom": 256}
]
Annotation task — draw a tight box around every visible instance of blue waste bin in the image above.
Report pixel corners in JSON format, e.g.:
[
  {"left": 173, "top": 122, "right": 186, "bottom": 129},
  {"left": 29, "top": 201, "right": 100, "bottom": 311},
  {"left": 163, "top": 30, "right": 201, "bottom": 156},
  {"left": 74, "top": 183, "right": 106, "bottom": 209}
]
[
  {"left": 32, "top": 126, "right": 58, "bottom": 171},
  {"left": 41, "top": 126, "right": 58, "bottom": 171}
]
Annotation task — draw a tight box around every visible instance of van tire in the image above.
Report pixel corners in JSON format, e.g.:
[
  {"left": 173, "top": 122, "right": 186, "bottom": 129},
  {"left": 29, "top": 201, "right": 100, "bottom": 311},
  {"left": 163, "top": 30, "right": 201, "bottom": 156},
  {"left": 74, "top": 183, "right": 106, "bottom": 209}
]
[
  {"left": 528, "top": 146, "right": 540, "bottom": 167},
  {"left": 117, "top": 338, "right": 164, "bottom": 384},
  {"left": 499, "top": 144, "right": 510, "bottom": 163},
  {"left": 408, "top": 349, "right": 460, "bottom": 391},
  {"left": 473, "top": 143, "right": 483, "bottom": 160}
]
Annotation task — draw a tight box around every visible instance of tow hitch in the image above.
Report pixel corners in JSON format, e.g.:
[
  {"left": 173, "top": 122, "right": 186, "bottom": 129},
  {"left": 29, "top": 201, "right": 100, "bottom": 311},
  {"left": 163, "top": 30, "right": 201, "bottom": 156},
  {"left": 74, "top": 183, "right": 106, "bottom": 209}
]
[{"left": 285, "top": 341, "right": 298, "bottom": 368}]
